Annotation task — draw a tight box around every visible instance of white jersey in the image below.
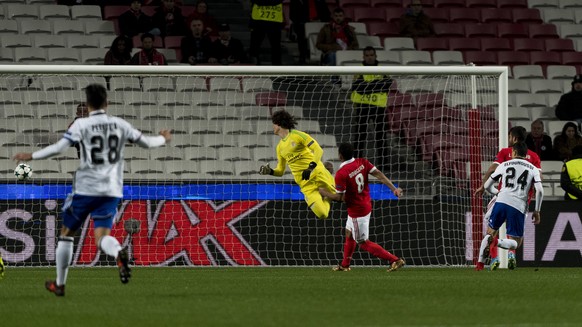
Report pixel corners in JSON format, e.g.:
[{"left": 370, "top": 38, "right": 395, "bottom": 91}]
[
  {"left": 489, "top": 158, "right": 542, "bottom": 214},
  {"left": 64, "top": 110, "right": 142, "bottom": 198}
]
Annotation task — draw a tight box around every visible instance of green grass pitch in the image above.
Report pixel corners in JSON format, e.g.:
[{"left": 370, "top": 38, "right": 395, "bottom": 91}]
[{"left": 1, "top": 267, "right": 581, "bottom": 327}]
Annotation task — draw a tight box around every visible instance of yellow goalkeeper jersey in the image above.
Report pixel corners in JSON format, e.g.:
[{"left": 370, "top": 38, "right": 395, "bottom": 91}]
[{"left": 272, "top": 129, "right": 323, "bottom": 182}]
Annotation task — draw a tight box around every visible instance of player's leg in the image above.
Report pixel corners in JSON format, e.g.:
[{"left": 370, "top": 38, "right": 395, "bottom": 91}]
[
  {"left": 304, "top": 171, "right": 334, "bottom": 219},
  {"left": 484, "top": 196, "right": 500, "bottom": 269},
  {"left": 349, "top": 214, "right": 403, "bottom": 271},
  {"left": 477, "top": 203, "right": 505, "bottom": 271},
  {"left": 333, "top": 220, "right": 356, "bottom": 271},
  {"left": 91, "top": 197, "right": 130, "bottom": 283},
  {"left": 498, "top": 208, "right": 525, "bottom": 270},
  {"left": 46, "top": 194, "right": 91, "bottom": 296}
]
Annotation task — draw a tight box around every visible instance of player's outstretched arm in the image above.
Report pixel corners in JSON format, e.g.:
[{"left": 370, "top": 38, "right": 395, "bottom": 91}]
[
  {"left": 533, "top": 181, "right": 544, "bottom": 225},
  {"left": 13, "top": 138, "right": 71, "bottom": 162},
  {"left": 259, "top": 163, "right": 274, "bottom": 175},
  {"left": 370, "top": 169, "right": 403, "bottom": 198},
  {"left": 474, "top": 163, "right": 498, "bottom": 196},
  {"left": 136, "top": 129, "right": 171, "bottom": 148}
]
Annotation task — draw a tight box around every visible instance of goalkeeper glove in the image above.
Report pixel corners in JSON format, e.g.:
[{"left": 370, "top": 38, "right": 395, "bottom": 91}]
[
  {"left": 302, "top": 162, "right": 317, "bottom": 180},
  {"left": 259, "top": 163, "right": 274, "bottom": 175}
]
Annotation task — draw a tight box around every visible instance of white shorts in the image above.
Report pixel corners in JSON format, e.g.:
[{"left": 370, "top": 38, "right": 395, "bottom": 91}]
[
  {"left": 484, "top": 195, "right": 497, "bottom": 222},
  {"left": 345, "top": 212, "right": 371, "bottom": 243}
]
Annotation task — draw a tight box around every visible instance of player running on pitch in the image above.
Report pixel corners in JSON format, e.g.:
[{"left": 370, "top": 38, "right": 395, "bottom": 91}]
[{"left": 259, "top": 110, "right": 336, "bottom": 219}]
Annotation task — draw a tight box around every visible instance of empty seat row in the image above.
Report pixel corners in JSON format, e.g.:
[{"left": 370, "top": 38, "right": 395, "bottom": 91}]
[
  {"left": 0, "top": 20, "right": 115, "bottom": 36},
  {"left": 413, "top": 37, "right": 574, "bottom": 52},
  {"left": 102, "top": 5, "right": 196, "bottom": 21},
  {"left": 338, "top": 0, "right": 580, "bottom": 9},
  {"left": 0, "top": 34, "right": 117, "bottom": 49},
  {"left": 0, "top": 4, "right": 102, "bottom": 20}
]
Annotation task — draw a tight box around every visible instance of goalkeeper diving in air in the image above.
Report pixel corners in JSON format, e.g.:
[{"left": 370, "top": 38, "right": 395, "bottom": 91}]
[{"left": 259, "top": 110, "right": 336, "bottom": 219}]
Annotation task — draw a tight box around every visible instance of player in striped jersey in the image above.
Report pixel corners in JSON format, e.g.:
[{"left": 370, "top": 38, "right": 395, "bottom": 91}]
[
  {"left": 13, "top": 84, "right": 172, "bottom": 296},
  {"left": 476, "top": 142, "right": 543, "bottom": 271}
]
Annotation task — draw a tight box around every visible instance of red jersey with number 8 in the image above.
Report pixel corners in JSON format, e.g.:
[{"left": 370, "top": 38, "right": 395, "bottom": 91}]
[{"left": 335, "top": 158, "right": 377, "bottom": 218}]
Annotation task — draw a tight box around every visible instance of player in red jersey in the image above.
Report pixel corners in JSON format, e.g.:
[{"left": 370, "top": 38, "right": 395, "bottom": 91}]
[
  {"left": 318, "top": 143, "right": 405, "bottom": 272},
  {"left": 474, "top": 126, "right": 542, "bottom": 271}
]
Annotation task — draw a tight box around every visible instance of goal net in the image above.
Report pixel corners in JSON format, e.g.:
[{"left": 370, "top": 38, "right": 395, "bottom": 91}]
[{"left": 0, "top": 65, "right": 507, "bottom": 268}]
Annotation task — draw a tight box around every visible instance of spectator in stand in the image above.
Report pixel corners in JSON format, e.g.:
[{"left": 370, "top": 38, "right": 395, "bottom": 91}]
[
  {"left": 181, "top": 18, "right": 215, "bottom": 65},
  {"left": 289, "top": 0, "right": 330, "bottom": 65},
  {"left": 553, "top": 122, "right": 582, "bottom": 161},
  {"left": 560, "top": 145, "right": 582, "bottom": 201},
  {"left": 555, "top": 75, "right": 582, "bottom": 121},
  {"left": 316, "top": 8, "right": 358, "bottom": 66},
  {"left": 212, "top": 23, "right": 246, "bottom": 65},
  {"left": 131, "top": 33, "right": 167, "bottom": 65},
  {"left": 187, "top": 0, "right": 218, "bottom": 37},
  {"left": 399, "top": 0, "right": 435, "bottom": 38},
  {"left": 118, "top": 0, "right": 157, "bottom": 39},
  {"left": 249, "top": 0, "right": 284, "bottom": 65},
  {"left": 152, "top": 0, "right": 188, "bottom": 37},
  {"left": 104, "top": 36, "right": 133, "bottom": 65},
  {"left": 526, "top": 119, "right": 554, "bottom": 161}
]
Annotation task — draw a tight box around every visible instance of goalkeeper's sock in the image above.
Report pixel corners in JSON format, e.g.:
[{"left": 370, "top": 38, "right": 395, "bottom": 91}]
[
  {"left": 99, "top": 235, "right": 122, "bottom": 259},
  {"left": 498, "top": 238, "right": 518, "bottom": 250},
  {"left": 490, "top": 235, "right": 499, "bottom": 259},
  {"left": 360, "top": 240, "right": 398, "bottom": 262},
  {"left": 341, "top": 237, "right": 357, "bottom": 268},
  {"left": 56, "top": 236, "right": 74, "bottom": 286}
]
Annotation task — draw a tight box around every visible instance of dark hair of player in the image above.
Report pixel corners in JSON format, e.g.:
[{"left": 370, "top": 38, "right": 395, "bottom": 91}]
[
  {"left": 271, "top": 110, "right": 297, "bottom": 129},
  {"left": 85, "top": 84, "right": 107, "bottom": 110},
  {"left": 512, "top": 142, "right": 528, "bottom": 158},
  {"left": 339, "top": 143, "right": 355, "bottom": 160},
  {"left": 509, "top": 126, "right": 527, "bottom": 142}
]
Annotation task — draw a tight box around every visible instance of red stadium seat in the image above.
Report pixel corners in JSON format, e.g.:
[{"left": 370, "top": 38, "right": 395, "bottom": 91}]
[
  {"left": 422, "top": 8, "right": 449, "bottom": 23},
  {"left": 497, "top": 23, "right": 528, "bottom": 38},
  {"left": 370, "top": 0, "right": 402, "bottom": 7},
  {"left": 435, "top": 146, "right": 470, "bottom": 177},
  {"left": 529, "top": 51, "right": 562, "bottom": 66},
  {"left": 512, "top": 8, "right": 543, "bottom": 24},
  {"left": 448, "top": 38, "right": 481, "bottom": 51},
  {"left": 180, "top": 6, "right": 196, "bottom": 17},
  {"left": 415, "top": 93, "right": 445, "bottom": 109},
  {"left": 416, "top": 37, "right": 449, "bottom": 51},
  {"left": 561, "top": 52, "right": 582, "bottom": 66},
  {"left": 164, "top": 36, "right": 183, "bottom": 49},
  {"left": 449, "top": 120, "right": 469, "bottom": 135},
  {"left": 340, "top": 0, "right": 371, "bottom": 9},
  {"left": 480, "top": 9, "right": 513, "bottom": 23},
  {"left": 103, "top": 6, "right": 127, "bottom": 20},
  {"left": 256, "top": 92, "right": 287, "bottom": 107},
  {"left": 512, "top": 38, "right": 545, "bottom": 52},
  {"left": 434, "top": 23, "right": 465, "bottom": 38},
  {"left": 367, "top": 22, "right": 400, "bottom": 39},
  {"left": 433, "top": 0, "right": 465, "bottom": 8},
  {"left": 528, "top": 24, "right": 559, "bottom": 39},
  {"left": 141, "top": 6, "right": 156, "bottom": 16},
  {"left": 497, "top": 51, "right": 530, "bottom": 65},
  {"left": 544, "top": 39, "right": 575, "bottom": 52},
  {"left": 466, "top": 0, "right": 496, "bottom": 8},
  {"left": 465, "top": 24, "right": 497, "bottom": 38},
  {"left": 449, "top": 8, "right": 481, "bottom": 23},
  {"left": 403, "top": 0, "right": 434, "bottom": 7},
  {"left": 481, "top": 38, "right": 511, "bottom": 51},
  {"left": 464, "top": 51, "right": 498, "bottom": 65},
  {"left": 385, "top": 8, "right": 406, "bottom": 22},
  {"left": 353, "top": 8, "right": 386, "bottom": 23},
  {"left": 496, "top": 0, "right": 528, "bottom": 8}
]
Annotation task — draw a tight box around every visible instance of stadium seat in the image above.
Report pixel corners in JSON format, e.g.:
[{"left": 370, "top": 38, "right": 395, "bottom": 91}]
[
  {"left": 512, "top": 65, "right": 545, "bottom": 79},
  {"left": 542, "top": 8, "right": 575, "bottom": 23},
  {"left": 433, "top": 23, "right": 465, "bottom": 38},
  {"left": 356, "top": 35, "right": 382, "bottom": 49},
  {"left": 416, "top": 38, "right": 448, "bottom": 51},
  {"left": 157, "top": 92, "right": 192, "bottom": 107},
  {"left": 528, "top": 0, "right": 559, "bottom": 8},
  {"left": 130, "top": 161, "right": 164, "bottom": 174},
  {"left": 529, "top": 51, "right": 562, "bottom": 66},
  {"left": 1, "top": 35, "right": 32, "bottom": 48},
  {"left": 107, "top": 105, "right": 138, "bottom": 119},
  {"left": 224, "top": 92, "right": 256, "bottom": 107},
  {"left": 561, "top": 0, "right": 582, "bottom": 8},
  {"left": 559, "top": 24, "right": 582, "bottom": 39},
  {"left": 366, "top": 22, "right": 400, "bottom": 39},
  {"left": 576, "top": 9, "right": 582, "bottom": 24},
  {"left": 153, "top": 120, "right": 190, "bottom": 135},
  {"left": 99, "top": 35, "right": 117, "bottom": 48},
  {"left": 242, "top": 78, "right": 273, "bottom": 93},
  {"left": 467, "top": 0, "right": 496, "bottom": 7},
  {"left": 514, "top": 94, "right": 547, "bottom": 108},
  {"left": 39, "top": 5, "right": 70, "bottom": 20},
  {"left": 14, "top": 47, "right": 46, "bottom": 63},
  {"left": 353, "top": 7, "right": 385, "bottom": 23},
  {"left": 371, "top": 0, "right": 402, "bottom": 7},
  {"left": 340, "top": 0, "right": 370, "bottom": 9},
  {"left": 34, "top": 35, "right": 66, "bottom": 48},
  {"left": 530, "top": 79, "right": 563, "bottom": 94},
  {"left": 47, "top": 48, "right": 80, "bottom": 63},
  {"left": 175, "top": 77, "right": 207, "bottom": 92},
  {"left": 528, "top": 24, "right": 559, "bottom": 39},
  {"left": 252, "top": 148, "right": 277, "bottom": 162},
  {"left": 449, "top": 9, "right": 480, "bottom": 23},
  {"left": 349, "top": 22, "right": 367, "bottom": 35},
  {"left": 415, "top": 93, "right": 445, "bottom": 110},
  {"left": 123, "top": 92, "right": 157, "bottom": 106},
  {"left": 41, "top": 77, "right": 77, "bottom": 91},
  {"left": 400, "top": 51, "right": 432, "bottom": 65},
  {"left": 110, "top": 77, "right": 141, "bottom": 91},
  {"left": 255, "top": 92, "right": 287, "bottom": 107},
  {"left": 496, "top": 0, "right": 528, "bottom": 8},
  {"left": 546, "top": 65, "right": 576, "bottom": 79},
  {"left": 465, "top": 24, "right": 497, "bottom": 38},
  {"left": 544, "top": 39, "right": 574, "bottom": 52},
  {"left": 508, "top": 79, "right": 531, "bottom": 93},
  {"left": 199, "top": 160, "right": 235, "bottom": 176},
  {"left": 561, "top": 52, "right": 582, "bottom": 66},
  {"left": 206, "top": 107, "right": 239, "bottom": 121},
  {"left": 448, "top": 38, "right": 481, "bottom": 51},
  {"left": 480, "top": 9, "right": 513, "bottom": 23},
  {"left": 0, "top": 20, "right": 18, "bottom": 35},
  {"left": 433, "top": 0, "right": 465, "bottom": 8},
  {"left": 103, "top": 5, "right": 126, "bottom": 20},
  {"left": 218, "top": 147, "right": 253, "bottom": 162},
  {"left": 71, "top": 5, "right": 102, "bottom": 20},
  {"left": 529, "top": 107, "right": 557, "bottom": 121},
  {"left": 20, "top": 20, "right": 52, "bottom": 35},
  {"left": 497, "top": 51, "right": 530, "bottom": 65},
  {"left": 203, "top": 134, "right": 238, "bottom": 148},
  {"left": 464, "top": 51, "right": 498, "bottom": 65},
  {"left": 384, "top": 37, "right": 415, "bottom": 51},
  {"left": 432, "top": 51, "right": 464, "bottom": 65},
  {"left": 67, "top": 35, "right": 100, "bottom": 48},
  {"left": 190, "top": 92, "right": 223, "bottom": 107},
  {"left": 142, "top": 77, "right": 175, "bottom": 92},
  {"left": 237, "top": 135, "right": 270, "bottom": 148},
  {"left": 53, "top": 21, "right": 85, "bottom": 35},
  {"left": 3, "top": 105, "right": 36, "bottom": 119},
  {"left": 376, "top": 50, "right": 401, "bottom": 65},
  {"left": 513, "top": 38, "right": 545, "bottom": 52},
  {"left": 149, "top": 147, "right": 184, "bottom": 161},
  {"left": 165, "top": 160, "right": 200, "bottom": 175},
  {"left": 480, "top": 38, "right": 511, "bottom": 51},
  {"left": 221, "top": 121, "right": 255, "bottom": 135},
  {"left": 512, "top": 8, "right": 543, "bottom": 24},
  {"left": 84, "top": 21, "right": 116, "bottom": 35},
  {"left": 497, "top": 23, "right": 528, "bottom": 38},
  {"left": 209, "top": 77, "right": 241, "bottom": 92},
  {"left": 296, "top": 120, "right": 322, "bottom": 134},
  {"left": 6, "top": 4, "right": 39, "bottom": 19},
  {"left": 137, "top": 106, "right": 173, "bottom": 120},
  {"left": 173, "top": 106, "right": 207, "bottom": 120}
]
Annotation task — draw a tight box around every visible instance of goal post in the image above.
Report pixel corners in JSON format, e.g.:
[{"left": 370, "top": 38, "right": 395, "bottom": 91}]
[{"left": 0, "top": 65, "right": 508, "bottom": 268}]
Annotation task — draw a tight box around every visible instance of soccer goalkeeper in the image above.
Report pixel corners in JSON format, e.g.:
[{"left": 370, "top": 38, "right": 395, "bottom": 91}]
[{"left": 259, "top": 110, "right": 336, "bottom": 219}]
